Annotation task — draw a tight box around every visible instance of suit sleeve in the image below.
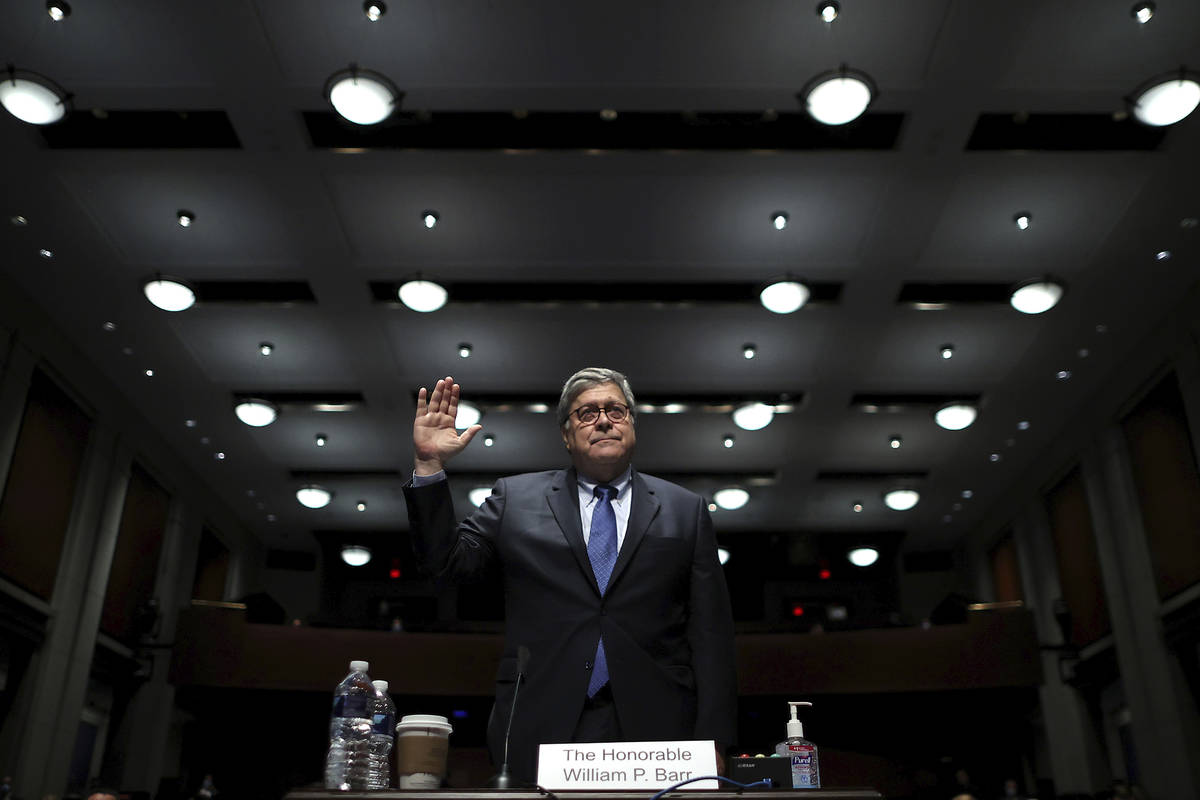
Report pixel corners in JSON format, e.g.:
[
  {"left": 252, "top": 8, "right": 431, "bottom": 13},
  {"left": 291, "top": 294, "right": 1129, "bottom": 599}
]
[
  {"left": 687, "top": 496, "right": 738, "bottom": 747},
  {"left": 403, "top": 476, "right": 506, "bottom": 582}
]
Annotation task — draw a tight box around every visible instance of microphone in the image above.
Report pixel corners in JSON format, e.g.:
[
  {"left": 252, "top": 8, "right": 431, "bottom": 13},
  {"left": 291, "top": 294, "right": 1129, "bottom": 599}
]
[{"left": 488, "top": 645, "right": 531, "bottom": 789}]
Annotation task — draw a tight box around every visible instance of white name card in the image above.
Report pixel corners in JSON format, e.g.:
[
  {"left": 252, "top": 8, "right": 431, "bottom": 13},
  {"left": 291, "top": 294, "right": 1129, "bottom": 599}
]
[{"left": 537, "top": 740, "right": 718, "bottom": 790}]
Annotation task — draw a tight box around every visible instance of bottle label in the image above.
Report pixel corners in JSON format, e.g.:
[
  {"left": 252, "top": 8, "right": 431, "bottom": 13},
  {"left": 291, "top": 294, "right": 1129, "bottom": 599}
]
[
  {"left": 334, "top": 694, "right": 371, "bottom": 719},
  {"left": 785, "top": 744, "right": 818, "bottom": 787}
]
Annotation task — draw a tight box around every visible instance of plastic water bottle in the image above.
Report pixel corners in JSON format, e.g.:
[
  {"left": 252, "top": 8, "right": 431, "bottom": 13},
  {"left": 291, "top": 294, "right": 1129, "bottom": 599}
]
[
  {"left": 368, "top": 679, "right": 397, "bottom": 788},
  {"left": 325, "top": 660, "right": 375, "bottom": 790}
]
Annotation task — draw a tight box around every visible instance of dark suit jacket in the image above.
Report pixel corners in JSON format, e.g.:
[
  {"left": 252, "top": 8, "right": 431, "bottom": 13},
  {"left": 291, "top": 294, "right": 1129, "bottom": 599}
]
[{"left": 403, "top": 467, "right": 737, "bottom": 784}]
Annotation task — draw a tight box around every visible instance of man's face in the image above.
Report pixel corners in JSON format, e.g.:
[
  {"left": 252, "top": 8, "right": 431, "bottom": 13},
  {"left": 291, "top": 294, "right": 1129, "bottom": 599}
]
[{"left": 561, "top": 382, "right": 636, "bottom": 482}]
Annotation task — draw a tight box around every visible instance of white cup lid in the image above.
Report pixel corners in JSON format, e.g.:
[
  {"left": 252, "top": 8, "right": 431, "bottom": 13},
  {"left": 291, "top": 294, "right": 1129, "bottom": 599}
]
[{"left": 396, "top": 714, "right": 453, "bottom": 735}]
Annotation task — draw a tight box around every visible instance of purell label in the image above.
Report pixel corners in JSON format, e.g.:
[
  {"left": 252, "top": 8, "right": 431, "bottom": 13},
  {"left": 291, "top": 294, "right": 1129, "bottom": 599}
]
[{"left": 786, "top": 744, "right": 817, "bottom": 787}]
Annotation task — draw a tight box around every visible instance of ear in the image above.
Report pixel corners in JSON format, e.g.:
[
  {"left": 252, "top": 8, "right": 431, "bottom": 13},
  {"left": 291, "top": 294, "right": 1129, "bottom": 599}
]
[{"left": 561, "top": 427, "right": 571, "bottom": 451}]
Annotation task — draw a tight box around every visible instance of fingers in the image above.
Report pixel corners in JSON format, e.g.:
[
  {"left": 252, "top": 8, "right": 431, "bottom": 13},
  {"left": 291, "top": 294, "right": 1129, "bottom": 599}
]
[
  {"left": 423, "top": 376, "right": 460, "bottom": 418},
  {"left": 458, "top": 424, "right": 483, "bottom": 447}
]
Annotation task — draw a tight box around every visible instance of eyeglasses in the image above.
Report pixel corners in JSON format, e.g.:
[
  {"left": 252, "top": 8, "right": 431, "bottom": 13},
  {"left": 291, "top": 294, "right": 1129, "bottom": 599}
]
[{"left": 570, "top": 402, "right": 630, "bottom": 426}]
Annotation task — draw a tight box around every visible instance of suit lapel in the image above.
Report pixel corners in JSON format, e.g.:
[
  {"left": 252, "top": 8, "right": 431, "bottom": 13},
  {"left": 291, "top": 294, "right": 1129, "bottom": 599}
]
[
  {"left": 609, "top": 469, "right": 660, "bottom": 591},
  {"left": 546, "top": 468, "right": 598, "bottom": 594}
]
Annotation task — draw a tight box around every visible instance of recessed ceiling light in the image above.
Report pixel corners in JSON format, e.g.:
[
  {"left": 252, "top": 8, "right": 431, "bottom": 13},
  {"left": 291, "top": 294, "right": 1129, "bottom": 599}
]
[
  {"left": 341, "top": 545, "right": 371, "bottom": 566},
  {"left": 940, "top": 344, "right": 954, "bottom": 360},
  {"left": 1155, "top": 250, "right": 1171, "bottom": 261},
  {"left": 423, "top": 210, "right": 439, "bottom": 229},
  {"left": 852, "top": 501, "right": 863, "bottom": 513},
  {"left": 717, "top": 547, "right": 731, "bottom": 566},
  {"left": 1010, "top": 279, "right": 1064, "bottom": 314},
  {"left": 759, "top": 280, "right": 810, "bottom": 314},
  {"left": 962, "top": 489, "right": 973, "bottom": 499},
  {"left": 0, "top": 67, "right": 71, "bottom": 125},
  {"left": 816, "top": 1, "right": 839, "bottom": 22},
  {"left": 883, "top": 489, "right": 919, "bottom": 511},
  {"left": 1013, "top": 212, "right": 1031, "bottom": 230},
  {"left": 599, "top": 109, "right": 618, "bottom": 121},
  {"left": 723, "top": 434, "right": 735, "bottom": 449},
  {"left": 848, "top": 547, "right": 879, "bottom": 567},
  {"left": 315, "top": 433, "right": 328, "bottom": 447},
  {"left": 1078, "top": 347, "right": 1090, "bottom": 358},
  {"left": 234, "top": 399, "right": 279, "bottom": 427},
  {"left": 743, "top": 343, "right": 757, "bottom": 359},
  {"left": 455, "top": 400, "right": 481, "bottom": 430},
  {"left": 458, "top": 342, "right": 472, "bottom": 358},
  {"left": 732, "top": 401, "right": 775, "bottom": 431},
  {"left": 143, "top": 277, "right": 196, "bottom": 312},
  {"left": 1017, "top": 420, "right": 1030, "bottom": 430},
  {"left": 297, "top": 484, "right": 333, "bottom": 509},
  {"left": 11, "top": 215, "right": 28, "bottom": 226},
  {"left": 325, "top": 65, "right": 400, "bottom": 125},
  {"left": 889, "top": 435, "right": 902, "bottom": 449},
  {"left": 772, "top": 212, "right": 789, "bottom": 230},
  {"left": 47, "top": 1, "right": 70, "bottom": 20},
  {"left": 1131, "top": 2, "right": 1154, "bottom": 23},
  {"left": 469, "top": 487, "right": 492, "bottom": 507},
  {"left": 1129, "top": 70, "right": 1200, "bottom": 126},
  {"left": 713, "top": 486, "right": 750, "bottom": 510},
  {"left": 177, "top": 210, "right": 194, "bottom": 227},
  {"left": 200, "top": 436, "right": 210, "bottom": 445},
  {"left": 185, "top": 419, "right": 197, "bottom": 428},
  {"left": 989, "top": 452, "right": 1002, "bottom": 462},
  {"left": 708, "top": 502, "right": 718, "bottom": 513},
  {"left": 483, "top": 434, "right": 495, "bottom": 447},
  {"left": 363, "top": 0, "right": 386, "bottom": 21},
  {"left": 1181, "top": 217, "right": 1199, "bottom": 228},
  {"left": 144, "top": 369, "right": 155, "bottom": 377},
  {"left": 1056, "top": 369, "right": 1072, "bottom": 381},
  {"left": 102, "top": 321, "right": 116, "bottom": 332},
  {"left": 39, "top": 248, "right": 53, "bottom": 259},
  {"left": 800, "top": 66, "right": 876, "bottom": 126},
  {"left": 356, "top": 500, "right": 367, "bottom": 512},
  {"left": 214, "top": 451, "right": 226, "bottom": 460},
  {"left": 934, "top": 403, "right": 978, "bottom": 431},
  {"left": 259, "top": 342, "right": 274, "bottom": 356},
  {"left": 398, "top": 279, "right": 448, "bottom": 312}
]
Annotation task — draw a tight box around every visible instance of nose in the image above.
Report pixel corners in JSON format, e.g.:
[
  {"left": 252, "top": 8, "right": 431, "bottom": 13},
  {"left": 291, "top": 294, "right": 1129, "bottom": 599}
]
[{"left": 595, "top": 414, "right": 613, "bottom": 430}]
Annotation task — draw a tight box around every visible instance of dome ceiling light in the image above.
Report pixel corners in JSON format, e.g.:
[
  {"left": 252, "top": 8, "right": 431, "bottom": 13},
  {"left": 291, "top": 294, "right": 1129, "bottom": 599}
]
[
  {"left": 423, "top": 210, "right": 439, "bottom": 229},
  {"left": 883, "top": 489, "right": 920, "bottom": 511},
  {"left": 234, "top": 399, "right": 279, "bottom": 427},
  {"left": 363, "top": 1, "right": 386, "bottom": 22},
  {"left": 934, "top": 403, "right": 978, "bottom": 431},
  {"left": 713, "top": 486, "right": 750, "bottom": 510},
  {"left": 717, "top": 547, "right": 731, "bottom": 566},
  {"left": 1131, "top": 2, "right": 1154, "bottom": 23},
  {"left": 296, "top": 484, "right": 333, "bottom": 509},
  {"left": 142, "top": 276, "right": 196, "bottom": 312},
  {"left": 47, "top": 1, "right": 71, "bottom": 22},
  {"left": 848, "top": 547, "right": 879, "bottom": 567},
  {"left": 455, "top": 400, "right": 481, "bottom": 430},
  {"left": 732, "top": 401, "right": 775, "bottom": 431},
  {"left": 1010, "top": 279, "right": 1065, "bottom": 314},
  {"left": 341, "top": 545, "right": 372, "bottom": 566},
  {"left": 1129, "top": 69, "right": 1200, "bottom": 126},
  {"left": 799, "top": 65, "right": 876, "bottom": 126},
  {"left": 398, "top": 279, "right": 448, "bottom": 312},
  {"left": 772, "top": 212, "right": 789, "bottom": 230},
  {"left": 759, "top": 279, "right": 810, "bottom": 314},
  {"left": 324, "top": 64, "right": 401, "bottom": 125},
  {"left": 816, "top": 1, "right": 839, "bottom": 23},
  {"left": 0, "top": 67, "right": 72, "bottom": 125},
  {"left": 468, "top": 487, "right": 492, "bottom": 507}
]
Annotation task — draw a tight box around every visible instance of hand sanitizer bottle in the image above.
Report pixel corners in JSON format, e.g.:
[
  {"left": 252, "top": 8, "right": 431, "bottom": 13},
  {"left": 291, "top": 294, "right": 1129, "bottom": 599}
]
[{"left": 774, "top": 701, "right": 820, "bottom": 788}]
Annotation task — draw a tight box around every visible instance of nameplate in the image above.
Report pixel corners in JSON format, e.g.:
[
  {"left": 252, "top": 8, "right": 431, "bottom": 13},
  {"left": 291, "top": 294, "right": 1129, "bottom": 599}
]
[{"left": 537, "top": 740, "right": 718, "bottom": 790}]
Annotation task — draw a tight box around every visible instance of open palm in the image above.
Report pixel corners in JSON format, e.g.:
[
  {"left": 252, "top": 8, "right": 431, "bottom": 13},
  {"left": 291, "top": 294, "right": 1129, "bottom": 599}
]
[{"left": 413, "top": 376, "right": 482, "bottom": 473}]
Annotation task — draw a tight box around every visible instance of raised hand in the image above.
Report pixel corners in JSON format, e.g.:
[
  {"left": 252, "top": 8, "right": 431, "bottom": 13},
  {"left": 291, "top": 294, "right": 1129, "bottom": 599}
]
[{"left": 413, "top": 376, "right": 483, "bottom": 475}]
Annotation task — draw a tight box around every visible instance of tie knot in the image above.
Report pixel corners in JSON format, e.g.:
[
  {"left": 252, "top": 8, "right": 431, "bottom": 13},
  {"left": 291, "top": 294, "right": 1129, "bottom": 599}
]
[{"left": 595, "top": 484, "right": 618, "bottom": 502}]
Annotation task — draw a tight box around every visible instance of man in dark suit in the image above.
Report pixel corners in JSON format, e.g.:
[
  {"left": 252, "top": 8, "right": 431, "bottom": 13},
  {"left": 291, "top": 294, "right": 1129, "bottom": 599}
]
[{"left": 404, "top": 368, "right": 737, "bottom": 785}]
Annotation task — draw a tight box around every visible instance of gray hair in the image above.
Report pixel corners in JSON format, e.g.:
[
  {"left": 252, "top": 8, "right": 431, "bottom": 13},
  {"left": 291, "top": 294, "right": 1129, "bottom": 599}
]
[{"left": 556, "top": 367, "right": 636, "bottom": 430}]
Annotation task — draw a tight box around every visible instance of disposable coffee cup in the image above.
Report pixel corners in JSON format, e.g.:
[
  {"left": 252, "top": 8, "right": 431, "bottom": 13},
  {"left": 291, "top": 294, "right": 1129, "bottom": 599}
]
[{"left": 395, "top": 714, "right": 453, "bottom": 789}]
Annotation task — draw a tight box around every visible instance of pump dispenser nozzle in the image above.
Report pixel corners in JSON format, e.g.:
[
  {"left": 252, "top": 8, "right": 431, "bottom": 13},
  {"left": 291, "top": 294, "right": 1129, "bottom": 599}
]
[{"left": 786, "top": 701, "right": 812, "bottom": 738}]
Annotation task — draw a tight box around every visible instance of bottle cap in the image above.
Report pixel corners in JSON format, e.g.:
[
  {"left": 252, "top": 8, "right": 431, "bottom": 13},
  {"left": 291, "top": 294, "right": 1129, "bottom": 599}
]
[
  {"left": 373, "top": 680, "right": 389, "bottom": 692},
  {"left": 350, "top": 660, "right": 369, "bottom": 672}
]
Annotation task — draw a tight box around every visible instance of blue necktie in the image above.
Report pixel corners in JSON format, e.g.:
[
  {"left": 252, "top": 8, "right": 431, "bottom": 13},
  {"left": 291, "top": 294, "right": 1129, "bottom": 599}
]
[{"left": 587, "top": 484, "right": 618, "bottom": 697}]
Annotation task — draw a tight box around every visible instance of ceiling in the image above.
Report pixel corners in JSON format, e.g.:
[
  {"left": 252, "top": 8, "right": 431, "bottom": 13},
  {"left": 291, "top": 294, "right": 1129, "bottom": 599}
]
[{"left": 1, "top": 1, "right": 1198, "bottom": 578}]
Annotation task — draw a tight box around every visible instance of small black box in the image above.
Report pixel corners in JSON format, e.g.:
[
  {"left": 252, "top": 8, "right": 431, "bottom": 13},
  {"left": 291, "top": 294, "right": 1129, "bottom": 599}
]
[{"left": 728, "top": 756, "right": 793, "bottom": 789}]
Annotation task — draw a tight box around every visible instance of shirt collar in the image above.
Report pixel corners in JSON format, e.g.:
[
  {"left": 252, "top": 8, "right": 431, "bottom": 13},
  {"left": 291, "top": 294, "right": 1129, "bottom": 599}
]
[{"left": 576, "top": 467, "right": 632, "bottom": 500}]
